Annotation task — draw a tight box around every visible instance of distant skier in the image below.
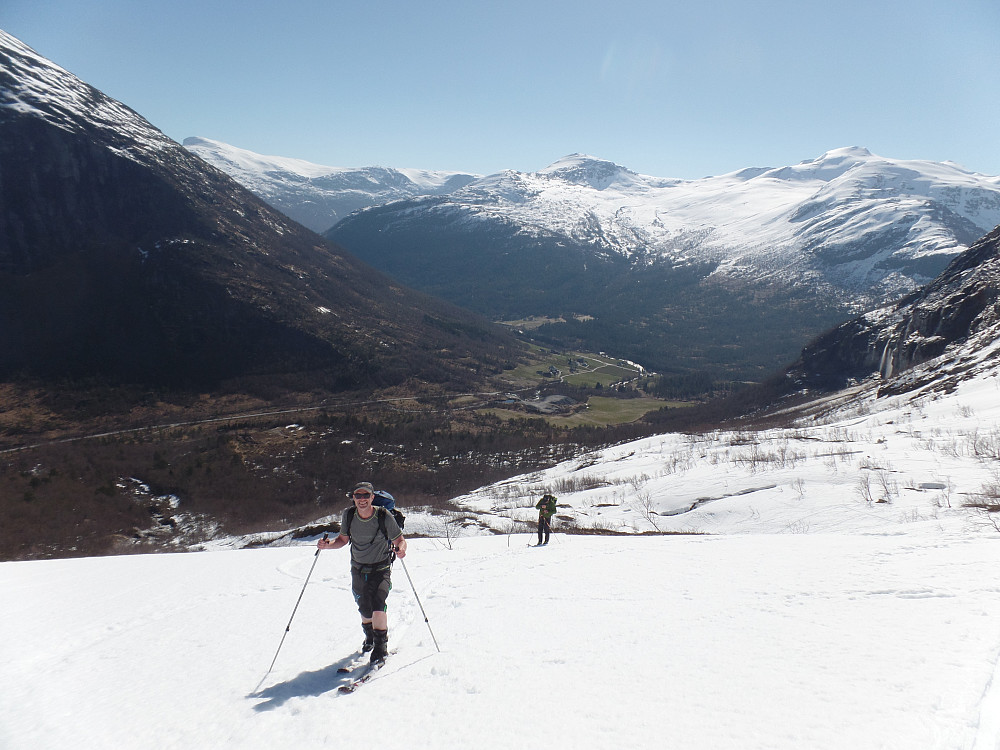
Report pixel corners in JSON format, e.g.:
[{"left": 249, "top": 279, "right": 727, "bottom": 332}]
[
  {"left": 318, "top": 482, "right": 407, "bottom": 665},
  {"left": 536, "top": 493, "right": 557, "bottom": 545}
]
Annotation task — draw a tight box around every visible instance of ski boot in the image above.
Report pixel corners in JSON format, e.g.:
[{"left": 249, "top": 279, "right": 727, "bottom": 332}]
[
  {"left": 370, "top": 629, "right": 388, "bottom": 665},
  {"left": 361, "top": 621, "right": 375, "bottom": 653}
]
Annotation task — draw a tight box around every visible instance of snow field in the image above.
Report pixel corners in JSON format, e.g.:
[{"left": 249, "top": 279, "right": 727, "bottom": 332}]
[
  {"left": 5, "top": 531, "right": 1000, "bottom": 749},
  {"left": 455, "top": 372, "right": 1000, "bottom": 543}
]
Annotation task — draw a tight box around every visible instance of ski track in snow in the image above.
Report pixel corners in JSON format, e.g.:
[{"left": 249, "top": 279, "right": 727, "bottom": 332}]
[{"left": 973, "top": 641, "right": 1000, "bottom": 750}]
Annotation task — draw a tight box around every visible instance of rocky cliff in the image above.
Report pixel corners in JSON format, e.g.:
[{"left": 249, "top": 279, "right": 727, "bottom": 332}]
[{"left": 789, "top": 224, "right": 1000, "bottom": 392}]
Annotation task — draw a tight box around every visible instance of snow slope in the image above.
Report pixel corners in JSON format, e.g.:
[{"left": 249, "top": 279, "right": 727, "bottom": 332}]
[
  {"left": 6, "top": 352, "right": 1000, "bottom": 748},
  {"left": 0, "top": 29, "right": 174, "bottom": 160},
  {"left": 183, "top": 137, "right": 479, "bottom": 191}
]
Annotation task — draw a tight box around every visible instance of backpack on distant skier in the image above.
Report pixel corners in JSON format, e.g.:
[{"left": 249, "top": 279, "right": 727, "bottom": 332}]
[{"left": 536, "top": 494, "right": 557, "bottom": 518}]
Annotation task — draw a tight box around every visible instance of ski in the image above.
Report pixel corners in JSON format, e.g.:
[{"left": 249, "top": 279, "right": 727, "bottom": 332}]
[
  {"left": 336, "top": 651, "right": 368, "bottom": 674},
  {"left": 338, "top": 650, "right": 396, "bottom": 693},
  {"left": 339, "top": 660, "right": 384, "bottom": 693}
]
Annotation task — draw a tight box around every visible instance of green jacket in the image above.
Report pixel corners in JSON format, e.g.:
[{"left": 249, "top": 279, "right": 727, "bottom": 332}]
[{"left": 536, "top": 494, "right": 557, "bottom": 519}]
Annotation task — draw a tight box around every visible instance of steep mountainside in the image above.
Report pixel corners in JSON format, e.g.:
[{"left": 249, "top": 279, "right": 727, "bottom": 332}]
[
  {"left": 788, "top": 223, "right": 1000, "bottom": 394},
  {"left": 322, "top": 151, "right": 1000, "bottom": 381},
  {"left": 183, "top": 137, "right": 479, "bottom": 233},
  {"left": 0, "top": 30, "right": 518, "bottom": 391}
]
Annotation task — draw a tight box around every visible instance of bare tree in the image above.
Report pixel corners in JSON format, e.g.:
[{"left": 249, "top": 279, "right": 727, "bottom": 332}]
[
  {"left": 874, "top": 469, "right": 898, "bottom": 504},
  {"left": 857, "top": 474, "right": 874, "bottom": 505},
  {"left": 791, "top": 478, "right": 806, "bottom": 502},
  {"left": 635, "top": 491, "right": 661, "bottom": 532}
]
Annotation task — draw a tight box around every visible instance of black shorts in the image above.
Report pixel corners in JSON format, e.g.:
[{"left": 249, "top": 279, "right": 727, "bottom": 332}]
[{"left": 351, "top": 564, "right": 392, "bottom": 619}]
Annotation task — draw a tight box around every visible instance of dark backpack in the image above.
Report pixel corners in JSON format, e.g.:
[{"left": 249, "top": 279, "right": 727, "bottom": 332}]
[
  {"left": 372, "top": 489, "right": 404, "bottom": 531},
  {"left": 372, "top": 489, "right": 397, "bottom": 511}
]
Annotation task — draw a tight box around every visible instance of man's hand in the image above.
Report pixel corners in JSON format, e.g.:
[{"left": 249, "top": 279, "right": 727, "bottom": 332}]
[
  {"left": 394, "top": 537, "right": 408, "bottom": 558},
  {"left": 317, "top": 533, "right": 349, "bottom": 550}
]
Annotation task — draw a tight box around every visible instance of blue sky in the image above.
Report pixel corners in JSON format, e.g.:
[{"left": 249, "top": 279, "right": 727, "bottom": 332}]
[{"left": 3, "top": 0, "right": 999, "bottom": 178}]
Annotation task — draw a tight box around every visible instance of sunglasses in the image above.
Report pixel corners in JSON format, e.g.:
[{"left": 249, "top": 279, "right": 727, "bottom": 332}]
[{"left": 353, "top": 491, "right": 373, "bottom": 499}]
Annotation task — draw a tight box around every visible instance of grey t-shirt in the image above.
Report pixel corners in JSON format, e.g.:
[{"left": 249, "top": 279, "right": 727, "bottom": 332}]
[{"left": 341, "top": 507, "right": 402, "bottom": 566}]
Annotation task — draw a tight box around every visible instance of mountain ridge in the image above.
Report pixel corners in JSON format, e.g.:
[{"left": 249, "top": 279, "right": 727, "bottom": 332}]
[
  {"left": 183, "top": 136, "right": 480, "bottom": 233},
  {"left": 188, "top": 138, "right": 1000, "bottom": 300}
]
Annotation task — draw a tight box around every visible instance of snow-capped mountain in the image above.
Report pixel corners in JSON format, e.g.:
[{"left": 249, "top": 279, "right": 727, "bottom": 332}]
[
  {"left": 183, "top": 137, "right": 479, "bottom": 232},
  {"left": 179, "top": 139, "right": 1000, "bottom": 383},
  {"left": 334, "top": 148, "right": 1000, "bottom": 305},
  {"left": 190, "top": 138, "right": 1000, "bottom": 306}
]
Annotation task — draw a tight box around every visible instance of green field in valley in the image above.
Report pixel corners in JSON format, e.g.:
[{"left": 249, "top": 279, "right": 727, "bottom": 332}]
[{"left": 506, "top": 347, "right": 645, "bottom": 389}]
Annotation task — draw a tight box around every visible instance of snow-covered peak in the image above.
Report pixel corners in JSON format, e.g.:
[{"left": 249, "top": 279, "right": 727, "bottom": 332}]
[
  {"left": 538, "top": 153, "right": 611, "bottom": 173},
  {"left": 536, "top": 153, "right": 641, "bottom": 190},
  {"left": 815, "top": 145, "right": 874, "bottom": 161},
  {"left": 328, "top": 145, "right": 1000, "bottom": 308},
  {"left": 190, "top": 128, "right": 1000, "bottom": 301},
  {"left": 0, "top": 29, "right": 175, "bottom": 157},
  {"left": 183, "top": 137, "right": 351, "bottom": 179},
  {"left": 756, "top": 146, "right": 875, "bottom": 182},
  {"left": 184, "top": 136, "right": 481, "bottom": 231},
  {"left": 184, "top": 136, "right": 479, "bottom": 191}
]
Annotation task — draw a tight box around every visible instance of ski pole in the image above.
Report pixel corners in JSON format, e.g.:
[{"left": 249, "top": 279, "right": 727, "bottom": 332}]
[
  {"left": 254, "top": 534, "right": 327, "bottom": 691},
  {"left": 397, "top": 555, "right": 441, "bottom": 653}
]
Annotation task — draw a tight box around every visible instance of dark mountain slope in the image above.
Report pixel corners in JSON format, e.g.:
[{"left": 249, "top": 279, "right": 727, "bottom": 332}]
[
  {"left": 0, "top": 30, "right": 518, "bottom": 391},
  {"left": 327, "top": 197, "right": 846, "bottom": 380}
]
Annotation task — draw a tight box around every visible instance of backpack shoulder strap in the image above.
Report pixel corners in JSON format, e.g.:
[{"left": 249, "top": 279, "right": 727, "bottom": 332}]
[
  {"left": 376, "top": 506, "right": 388, "bottom": 539},
  {"left": 343, "top": 506, "right": 357, "bottom": 537}
]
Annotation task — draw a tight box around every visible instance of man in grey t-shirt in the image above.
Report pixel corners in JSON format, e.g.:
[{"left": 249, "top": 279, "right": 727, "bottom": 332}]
[{"left": 318, "top": 482, "right": 407, "bottom": 664}]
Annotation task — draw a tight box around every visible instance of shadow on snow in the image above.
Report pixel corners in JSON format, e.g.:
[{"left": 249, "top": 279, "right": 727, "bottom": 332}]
[{"left": 248, "top": 653, "right": 362, "bottom": 710}]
